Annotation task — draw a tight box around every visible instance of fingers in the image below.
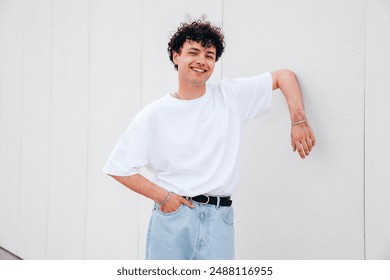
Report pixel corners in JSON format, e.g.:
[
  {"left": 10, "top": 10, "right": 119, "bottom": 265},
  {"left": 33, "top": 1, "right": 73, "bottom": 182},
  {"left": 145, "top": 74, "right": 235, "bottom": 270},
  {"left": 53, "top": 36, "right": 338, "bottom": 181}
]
[
  {"left": 159, "top": 194, "right": 194, "bottom": 213},
  {"left": 179, "top": 196, "right": 195, "bottom": 208},
  {"left": 291, "top": 123, "right": 316, "bottom": 159},
  {"left": 293, "top": 137, "right": 314, "bottom": 159},
  {"left": 310, "top": 133, "right": 316, "bottom": 147},
  {"left": 302, "top": 140, "right": 310, "bottom": 157},
  {"left": 291, "top": 138, "right": 296, "bottom": 152},
  {"left": 294, "top": 140, "right": 306, "bottom": 159}
]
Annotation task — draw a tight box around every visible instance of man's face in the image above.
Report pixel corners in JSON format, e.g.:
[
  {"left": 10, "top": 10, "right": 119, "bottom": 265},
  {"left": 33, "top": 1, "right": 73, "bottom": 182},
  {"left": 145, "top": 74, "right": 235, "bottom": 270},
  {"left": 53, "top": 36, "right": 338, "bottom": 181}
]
[{"left": 173, "top": 40, "right": 216, "bottom": 87}]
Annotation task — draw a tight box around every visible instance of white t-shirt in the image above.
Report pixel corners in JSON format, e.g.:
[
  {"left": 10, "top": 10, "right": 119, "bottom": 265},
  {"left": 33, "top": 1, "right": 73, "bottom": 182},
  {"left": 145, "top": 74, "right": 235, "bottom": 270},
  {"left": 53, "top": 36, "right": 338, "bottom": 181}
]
[{"left": 103, "top": 72, "right": 273, "bottom": 196}]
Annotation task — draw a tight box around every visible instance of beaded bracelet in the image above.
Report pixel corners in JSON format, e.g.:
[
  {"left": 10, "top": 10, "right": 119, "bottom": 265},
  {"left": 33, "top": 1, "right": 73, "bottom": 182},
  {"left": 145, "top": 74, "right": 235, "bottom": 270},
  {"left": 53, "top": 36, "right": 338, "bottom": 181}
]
[
  {"left": 291, "top": 118, "right": 307, "bottom": 126},
  {"left": 158, "top": 192, "right": 172, "bottom": 206}
]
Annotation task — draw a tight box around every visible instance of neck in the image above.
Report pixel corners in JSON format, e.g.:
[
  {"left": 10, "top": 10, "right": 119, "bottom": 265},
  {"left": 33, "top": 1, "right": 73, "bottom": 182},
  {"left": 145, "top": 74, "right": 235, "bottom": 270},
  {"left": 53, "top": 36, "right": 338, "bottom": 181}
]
[{"left": 176, "top": 83, "right": 206, "bottom": 100}]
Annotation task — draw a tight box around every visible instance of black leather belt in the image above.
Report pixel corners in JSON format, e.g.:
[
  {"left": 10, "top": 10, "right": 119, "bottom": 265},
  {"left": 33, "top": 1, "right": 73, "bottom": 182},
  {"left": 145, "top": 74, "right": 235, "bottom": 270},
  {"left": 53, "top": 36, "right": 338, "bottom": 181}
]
[{"left": 184, "top": 195, "right": 232, "bottom": 207}]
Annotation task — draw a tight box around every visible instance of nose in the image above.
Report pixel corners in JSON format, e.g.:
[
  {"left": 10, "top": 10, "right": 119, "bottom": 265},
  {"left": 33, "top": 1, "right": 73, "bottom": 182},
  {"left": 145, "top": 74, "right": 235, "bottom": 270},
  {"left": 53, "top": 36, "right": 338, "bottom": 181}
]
[{"left": 195, "top": 58, "right": 206, "bottom": 65}]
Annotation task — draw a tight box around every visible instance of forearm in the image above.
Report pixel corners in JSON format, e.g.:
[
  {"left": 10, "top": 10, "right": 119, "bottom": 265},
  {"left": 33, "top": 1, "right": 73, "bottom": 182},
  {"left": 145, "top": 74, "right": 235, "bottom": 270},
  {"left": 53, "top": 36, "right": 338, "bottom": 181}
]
[
  {"left": 109, "top": 173, "right": 167, "bottom": 204},
  {"left": 108, "top": 173, "right": 194, "bottom": 212},
  {"left": 273, "top": 70, "right": 306, "bottom": 122}
]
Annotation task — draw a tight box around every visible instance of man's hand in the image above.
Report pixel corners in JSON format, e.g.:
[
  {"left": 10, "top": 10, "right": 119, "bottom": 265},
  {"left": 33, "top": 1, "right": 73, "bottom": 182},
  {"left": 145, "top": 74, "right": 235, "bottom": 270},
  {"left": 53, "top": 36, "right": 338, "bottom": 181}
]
[
  {"left": 159, "top": 193, "right": 194, "bottom": 213},
  {"left": 291, "top": 121, "right": 316, "bottom": 159}
]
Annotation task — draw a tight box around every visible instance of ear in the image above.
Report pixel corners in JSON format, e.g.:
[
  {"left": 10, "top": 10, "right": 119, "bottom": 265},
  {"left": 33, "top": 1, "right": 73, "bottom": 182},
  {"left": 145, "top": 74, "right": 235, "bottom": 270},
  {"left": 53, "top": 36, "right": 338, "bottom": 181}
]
[{"left": 173, "top": 52, "right": 180, "bottom": 65}]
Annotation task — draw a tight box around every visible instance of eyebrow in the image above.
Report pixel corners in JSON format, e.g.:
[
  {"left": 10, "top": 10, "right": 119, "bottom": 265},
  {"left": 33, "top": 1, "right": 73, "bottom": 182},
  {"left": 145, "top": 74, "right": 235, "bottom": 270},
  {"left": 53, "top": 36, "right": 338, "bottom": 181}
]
[{"left": 188, "top": 47, "right": 216, "bottom": 56}]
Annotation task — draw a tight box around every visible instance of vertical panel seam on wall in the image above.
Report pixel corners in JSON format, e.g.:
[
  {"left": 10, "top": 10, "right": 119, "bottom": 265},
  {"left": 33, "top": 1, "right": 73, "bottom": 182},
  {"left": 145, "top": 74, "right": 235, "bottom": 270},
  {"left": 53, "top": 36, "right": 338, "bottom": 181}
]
[
  {"left": 363, "top": 0, "right": 368, "bottom": 260},
  {"left": 137, "top": 0, "right": 144, "bottom": 260},
  {"left": 140, "top": 0, "right": 144, "bottom": 111},
  {"left": 84, "top": 0, "right": 92, "bottom": 260},
  {"left": 221, "top": 0, "right": 224, "bottom": 78},
  {"left": 44, "top": 0, "right": 53, "bottom": 259},
  {"left": 16, "top": 0, "right": 25, "bottom": 256}
]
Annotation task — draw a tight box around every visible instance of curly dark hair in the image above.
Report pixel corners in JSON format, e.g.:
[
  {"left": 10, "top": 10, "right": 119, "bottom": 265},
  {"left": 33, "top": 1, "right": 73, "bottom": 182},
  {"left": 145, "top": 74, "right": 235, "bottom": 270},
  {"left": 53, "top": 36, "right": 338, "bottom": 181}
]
[{"left": 168, "top": 20, "right": 225, "bottom": 70}]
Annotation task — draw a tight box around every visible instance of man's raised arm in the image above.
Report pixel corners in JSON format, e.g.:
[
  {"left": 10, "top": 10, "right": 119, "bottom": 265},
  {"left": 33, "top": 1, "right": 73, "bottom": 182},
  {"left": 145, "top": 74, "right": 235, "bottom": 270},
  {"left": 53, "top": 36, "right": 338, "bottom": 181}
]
[{"left": 272, "top": 69, "right": 316, "bottom": 159}]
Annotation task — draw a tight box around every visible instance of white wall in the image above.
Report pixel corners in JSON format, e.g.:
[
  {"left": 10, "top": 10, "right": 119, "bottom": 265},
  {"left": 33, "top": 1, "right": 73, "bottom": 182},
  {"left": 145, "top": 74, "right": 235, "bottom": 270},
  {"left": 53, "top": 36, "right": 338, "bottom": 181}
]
[
  {"left": 0, "top": 0, "right": 389, "bottom": 260},
  {"left": 365, "top": 0, "right": 390, "bottom": 260}
]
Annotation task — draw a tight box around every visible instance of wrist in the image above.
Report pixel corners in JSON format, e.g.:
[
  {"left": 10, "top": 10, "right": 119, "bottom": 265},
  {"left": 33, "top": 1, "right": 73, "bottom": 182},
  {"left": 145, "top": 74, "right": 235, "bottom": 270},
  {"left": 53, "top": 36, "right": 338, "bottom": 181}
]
[
  {"left": 291, "top": 118, "right": 307, "bottom": 126},
  {"left": 152, "top": 187, "right": 169, "bottom": 204},
  {"left": 290, "top": 110, "right": 306, "bottom": 123},
  {"left": 158, "top": 192, "right": 172, "bottom": 206}
]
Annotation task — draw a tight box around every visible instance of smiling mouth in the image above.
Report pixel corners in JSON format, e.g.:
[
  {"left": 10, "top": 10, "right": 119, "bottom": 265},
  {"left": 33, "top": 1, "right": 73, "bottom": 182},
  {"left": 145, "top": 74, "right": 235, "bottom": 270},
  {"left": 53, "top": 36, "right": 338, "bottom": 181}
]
[{"left": 191, "top": 67, "right": 207, "bottom": 73}]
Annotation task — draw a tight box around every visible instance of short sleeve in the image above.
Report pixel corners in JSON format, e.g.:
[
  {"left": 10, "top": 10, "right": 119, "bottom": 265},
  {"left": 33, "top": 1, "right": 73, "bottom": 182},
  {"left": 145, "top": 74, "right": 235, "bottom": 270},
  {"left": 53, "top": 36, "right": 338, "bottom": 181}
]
[
  {"left": 225, "top": 72, "right": 273, "bottom": 124},
  {"left": 102, "top": 121, "right": 148, "bottom": 176}
]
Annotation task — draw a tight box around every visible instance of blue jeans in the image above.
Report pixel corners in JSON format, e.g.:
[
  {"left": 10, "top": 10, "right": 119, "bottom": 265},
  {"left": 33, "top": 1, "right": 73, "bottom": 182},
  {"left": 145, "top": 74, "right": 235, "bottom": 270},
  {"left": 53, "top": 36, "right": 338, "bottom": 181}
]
[{"left": 146, "top": 201, "right": 235, "bottom": 260}]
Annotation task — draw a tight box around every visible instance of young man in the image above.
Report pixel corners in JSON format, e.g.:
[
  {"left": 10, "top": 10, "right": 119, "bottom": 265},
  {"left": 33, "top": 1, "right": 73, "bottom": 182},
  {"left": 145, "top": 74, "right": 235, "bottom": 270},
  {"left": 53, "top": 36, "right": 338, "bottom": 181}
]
[{"left": 103, "top": 20, "right": 315, "bottom": 260}]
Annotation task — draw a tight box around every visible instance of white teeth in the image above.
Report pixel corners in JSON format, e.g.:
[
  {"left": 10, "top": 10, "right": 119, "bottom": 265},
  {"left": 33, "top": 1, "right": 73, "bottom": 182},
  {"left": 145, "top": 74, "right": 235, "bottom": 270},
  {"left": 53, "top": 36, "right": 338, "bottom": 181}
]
[{"left": 192, "top": 67, "right": 205, "bottom": 73}]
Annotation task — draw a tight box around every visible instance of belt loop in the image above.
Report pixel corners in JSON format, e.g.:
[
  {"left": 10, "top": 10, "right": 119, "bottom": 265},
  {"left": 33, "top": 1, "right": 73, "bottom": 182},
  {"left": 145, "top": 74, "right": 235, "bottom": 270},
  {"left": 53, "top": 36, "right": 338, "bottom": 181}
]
[{"left": 216, "top": 196, "right": 221, "bottom": 209}]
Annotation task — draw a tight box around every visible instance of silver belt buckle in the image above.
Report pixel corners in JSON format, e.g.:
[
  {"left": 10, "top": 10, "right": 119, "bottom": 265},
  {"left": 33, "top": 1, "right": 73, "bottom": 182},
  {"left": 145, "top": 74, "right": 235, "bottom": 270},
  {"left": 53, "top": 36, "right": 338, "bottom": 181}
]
[{"left": 197, "top": 194, "right": 210, "bottom": 205}]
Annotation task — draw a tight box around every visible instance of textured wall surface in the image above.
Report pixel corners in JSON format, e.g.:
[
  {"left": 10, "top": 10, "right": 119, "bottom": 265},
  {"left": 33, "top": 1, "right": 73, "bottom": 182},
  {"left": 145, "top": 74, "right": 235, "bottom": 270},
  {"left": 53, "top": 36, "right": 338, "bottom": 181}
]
[
  {"left": 0, "top": 0, "right": 389, "bottom": 260},
  {"left": 365, "top": 0, "right": 390, "bottom": 260}
]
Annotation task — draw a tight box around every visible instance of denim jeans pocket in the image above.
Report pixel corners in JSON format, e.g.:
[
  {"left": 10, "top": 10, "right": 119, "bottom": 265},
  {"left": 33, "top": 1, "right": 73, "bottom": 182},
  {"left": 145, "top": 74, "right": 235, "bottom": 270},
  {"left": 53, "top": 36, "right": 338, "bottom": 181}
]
[
  {"left": 154, "top": 203, "right": 184, "bottom": 216},
  {"left": 219, "top": 206, "right": 234, "bottom": 226}
]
